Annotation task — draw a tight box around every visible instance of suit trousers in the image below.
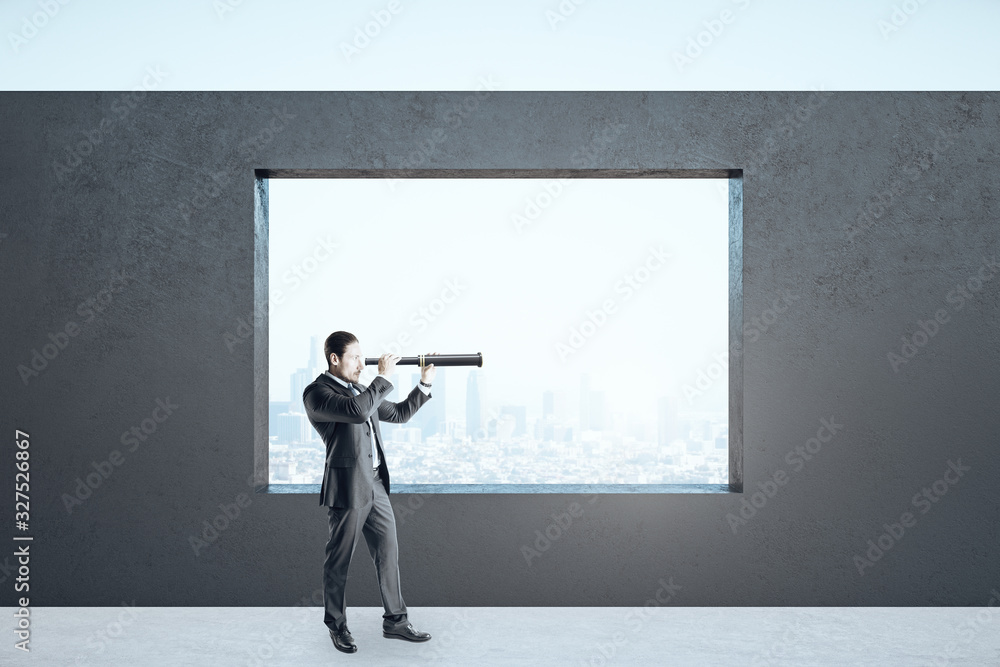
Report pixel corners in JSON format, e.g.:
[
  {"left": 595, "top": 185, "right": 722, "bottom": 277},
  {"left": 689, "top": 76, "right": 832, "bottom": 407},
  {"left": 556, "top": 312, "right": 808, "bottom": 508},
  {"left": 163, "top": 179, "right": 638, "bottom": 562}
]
[{"left": 323, "top": 466, "right": 408, "bottom": 633}]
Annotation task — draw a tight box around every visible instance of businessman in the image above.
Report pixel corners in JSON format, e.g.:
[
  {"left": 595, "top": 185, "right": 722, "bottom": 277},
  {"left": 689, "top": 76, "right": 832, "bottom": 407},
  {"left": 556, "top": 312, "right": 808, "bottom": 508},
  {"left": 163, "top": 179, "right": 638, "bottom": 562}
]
[{"left": 302, "top": 331, "right": 436, "bottom": 654}]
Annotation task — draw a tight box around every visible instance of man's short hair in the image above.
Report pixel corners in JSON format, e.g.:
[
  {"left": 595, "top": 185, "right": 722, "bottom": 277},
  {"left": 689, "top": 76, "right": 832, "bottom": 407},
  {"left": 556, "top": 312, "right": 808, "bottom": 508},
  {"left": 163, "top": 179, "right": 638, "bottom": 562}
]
[{"left": 324, "top": 331, "right": 358, "bottom": 368}]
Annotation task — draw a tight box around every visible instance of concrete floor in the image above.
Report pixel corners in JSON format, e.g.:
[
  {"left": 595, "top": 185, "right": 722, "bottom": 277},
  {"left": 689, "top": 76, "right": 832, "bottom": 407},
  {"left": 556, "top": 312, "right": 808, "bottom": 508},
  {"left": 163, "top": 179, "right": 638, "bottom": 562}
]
[{"left": 4, "top": 606, "right": 1000, "bottom": 666}]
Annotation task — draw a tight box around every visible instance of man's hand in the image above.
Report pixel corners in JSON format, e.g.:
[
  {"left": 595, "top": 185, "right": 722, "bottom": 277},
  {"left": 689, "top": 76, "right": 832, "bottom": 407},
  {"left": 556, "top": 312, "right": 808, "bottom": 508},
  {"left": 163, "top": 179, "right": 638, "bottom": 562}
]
[
  {"left": 378, "top": 353, "right": 401, "bottom": 377},
  {"left": 421, "top": 352, "right": 439, "bottom": 384}
]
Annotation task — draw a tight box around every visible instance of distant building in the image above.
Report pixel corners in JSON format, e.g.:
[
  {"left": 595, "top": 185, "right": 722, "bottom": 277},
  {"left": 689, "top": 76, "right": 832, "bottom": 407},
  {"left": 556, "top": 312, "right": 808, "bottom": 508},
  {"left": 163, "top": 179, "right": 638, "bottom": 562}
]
[
  {"left": 276, "top": 412, "right": 311, "bottom": 444},
  {"left": 496, "top": 414, "right": 516, "bottom": 440},
  {"left": 658, "top": 396, "right": 679, "bottom": 447},
  {"left": 269, "top": 401, "right": 291, "bottom": 437},
  {"left": 467, "top": 370, "right": 482, "bottom": 441},
  {"left": 393, "top": 427, "right": 422, "bottom": 444},
  {"left": 414, "top": 369, "right": 445, "bottom": 439},
  {"left": 543, "top": 390, "right": 554, "bottom": 418},
  {"left": 500, "top": 405, "right": 526, "bottom": 436},
  {"left": 534, "top": 417, "right": 555, "bottom": 441},
  {"left": 580, "top": 374, "right": 606, "bottom": 431},
  {"left": 290, "top": 334, "right": 324, "bottom": 410}
]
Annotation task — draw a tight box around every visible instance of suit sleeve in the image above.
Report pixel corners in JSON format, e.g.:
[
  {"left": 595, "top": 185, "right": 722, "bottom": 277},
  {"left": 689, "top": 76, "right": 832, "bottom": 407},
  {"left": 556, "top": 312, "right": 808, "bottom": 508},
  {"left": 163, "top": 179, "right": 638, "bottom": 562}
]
[
  {"left": 377, "top": 384, "right": 431, "bottom": 423},
  {"left": 303, "top": 375, "right": 393, "bottom": 423}
]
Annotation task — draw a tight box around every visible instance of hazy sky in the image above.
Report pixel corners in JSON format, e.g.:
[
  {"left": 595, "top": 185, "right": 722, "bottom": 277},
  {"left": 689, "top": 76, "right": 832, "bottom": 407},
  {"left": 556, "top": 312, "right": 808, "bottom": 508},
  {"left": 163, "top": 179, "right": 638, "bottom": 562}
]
[
  {"left": 2, "top": 1, "right": 996, "bottom": 90},
  {"left": 269, "top": 178, "right": 729, "bottom": 421}
]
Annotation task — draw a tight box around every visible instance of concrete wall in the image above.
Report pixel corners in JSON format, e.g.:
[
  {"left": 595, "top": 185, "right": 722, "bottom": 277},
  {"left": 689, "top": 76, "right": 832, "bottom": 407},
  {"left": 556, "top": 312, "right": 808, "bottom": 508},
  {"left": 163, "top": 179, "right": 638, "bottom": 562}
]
[{"left": 2, "top": 91, "right": 997, "bottom": 607}]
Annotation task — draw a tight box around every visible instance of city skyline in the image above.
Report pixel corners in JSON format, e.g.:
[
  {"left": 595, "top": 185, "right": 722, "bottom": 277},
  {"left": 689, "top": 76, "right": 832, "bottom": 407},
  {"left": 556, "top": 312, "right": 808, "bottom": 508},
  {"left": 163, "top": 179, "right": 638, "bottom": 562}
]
[{"left": 270, "top": 335, "right": 728, "bottom": 486}]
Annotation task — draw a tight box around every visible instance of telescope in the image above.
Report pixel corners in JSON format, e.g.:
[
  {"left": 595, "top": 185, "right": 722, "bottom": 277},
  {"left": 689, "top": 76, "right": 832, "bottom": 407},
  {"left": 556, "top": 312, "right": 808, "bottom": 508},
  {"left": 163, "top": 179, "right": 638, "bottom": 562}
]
[{"left": 364, "top": 353, "right": 483, "bottom": 368}]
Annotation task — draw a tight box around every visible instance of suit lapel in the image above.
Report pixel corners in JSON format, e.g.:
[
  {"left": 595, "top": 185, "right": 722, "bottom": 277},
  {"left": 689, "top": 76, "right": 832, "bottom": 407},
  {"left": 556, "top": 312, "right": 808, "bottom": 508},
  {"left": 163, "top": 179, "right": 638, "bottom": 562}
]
[
  {"left": 318, "top": 373, "right": 355, "bottom": 395},
  {"left": 320, "top": 374, "right": 385, "bottom": 462}
]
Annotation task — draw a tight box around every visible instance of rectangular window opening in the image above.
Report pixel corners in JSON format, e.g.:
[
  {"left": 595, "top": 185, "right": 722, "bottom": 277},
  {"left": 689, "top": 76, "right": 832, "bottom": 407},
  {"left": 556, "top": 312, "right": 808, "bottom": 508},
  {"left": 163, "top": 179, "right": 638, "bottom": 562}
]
[{"left": 253, "top": 169, "right": 743, "bottom": 495}]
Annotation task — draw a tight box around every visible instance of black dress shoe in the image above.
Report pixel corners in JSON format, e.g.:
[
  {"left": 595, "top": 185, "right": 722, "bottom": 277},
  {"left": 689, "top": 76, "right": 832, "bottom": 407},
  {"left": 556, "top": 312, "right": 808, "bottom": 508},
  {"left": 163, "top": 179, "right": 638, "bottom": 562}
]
[
  {"left": 383, "top": 623, "right": 431, "bottom": 642},
  {"left": 329, "top": 627, "right": 357, "bottom": 653}
]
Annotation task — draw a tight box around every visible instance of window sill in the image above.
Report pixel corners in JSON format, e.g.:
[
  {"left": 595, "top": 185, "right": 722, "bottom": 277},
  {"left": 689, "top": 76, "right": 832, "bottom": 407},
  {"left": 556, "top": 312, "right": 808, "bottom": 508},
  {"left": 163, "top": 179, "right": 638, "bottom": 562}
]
[{"left": 262, "top": 483, "right": 736, "bottom": 494}]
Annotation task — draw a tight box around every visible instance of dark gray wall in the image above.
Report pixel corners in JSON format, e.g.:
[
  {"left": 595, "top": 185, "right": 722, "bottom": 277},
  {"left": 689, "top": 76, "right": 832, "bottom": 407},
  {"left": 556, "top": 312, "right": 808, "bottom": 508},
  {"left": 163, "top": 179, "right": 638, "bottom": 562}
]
[{"left": 2, "top": 92, "right": 997, "bottom": 607}]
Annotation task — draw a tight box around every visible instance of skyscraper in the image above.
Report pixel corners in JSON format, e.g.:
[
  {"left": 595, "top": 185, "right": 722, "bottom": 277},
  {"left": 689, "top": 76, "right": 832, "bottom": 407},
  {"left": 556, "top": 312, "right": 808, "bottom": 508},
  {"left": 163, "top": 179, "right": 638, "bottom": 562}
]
[
  {"left": 308, "top": 334, "right": 321, "bottom": 370},
  {"left": 467, "top": 370, "right": 482, "bottom": 441},
  {"left": 291, "top": 334, "right": 325, "bottom": 409},
  {"left": 290, "top": 367, "right": 313, "bottom": 411},
  {"left": 658, "top": 396, "right": 679, "bottom": 447},
  {"left": 543, "top": 390, "right": 554, "bottom": 419},
  {"left": 269, "top": 401, "right": 291, "bottom": 438},
  {"left": 589, "top": 390, "right": 606, "bottom": 431},
  {"left": 395, "top": 371, "right": 416, "bottom": 432},
  {"left": 420, "top": 367, "right": 446, "bottom": 438},
  {"left": 580, "top": 374, "right": 606, "bottom": 432},
  {"left": 276, "top": 412, "right": 311, "bottom": 444}
]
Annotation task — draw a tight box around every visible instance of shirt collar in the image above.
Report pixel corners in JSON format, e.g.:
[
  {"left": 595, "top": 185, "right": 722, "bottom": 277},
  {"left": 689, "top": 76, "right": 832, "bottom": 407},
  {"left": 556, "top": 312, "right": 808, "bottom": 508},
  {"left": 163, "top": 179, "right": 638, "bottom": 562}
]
[{"left": 324, "top": 371, "right": 351, "bottom": 388}]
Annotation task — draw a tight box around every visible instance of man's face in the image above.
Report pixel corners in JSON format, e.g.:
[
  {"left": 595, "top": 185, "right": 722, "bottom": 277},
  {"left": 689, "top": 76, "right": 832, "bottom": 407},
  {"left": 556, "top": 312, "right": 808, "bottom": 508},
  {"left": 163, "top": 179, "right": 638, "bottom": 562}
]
[{"left": 331, "top": 342, "right": 365, "bottom": 382}]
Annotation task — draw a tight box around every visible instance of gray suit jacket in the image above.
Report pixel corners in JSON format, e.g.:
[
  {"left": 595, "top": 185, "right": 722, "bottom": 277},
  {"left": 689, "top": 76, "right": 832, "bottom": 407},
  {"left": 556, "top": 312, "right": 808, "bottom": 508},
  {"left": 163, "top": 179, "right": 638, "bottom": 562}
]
[{"left": 303, "top": 373, "right": 431, "bottom": 508}]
